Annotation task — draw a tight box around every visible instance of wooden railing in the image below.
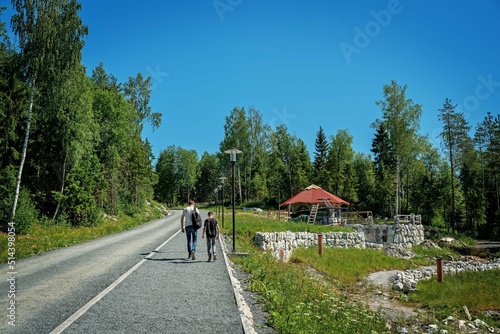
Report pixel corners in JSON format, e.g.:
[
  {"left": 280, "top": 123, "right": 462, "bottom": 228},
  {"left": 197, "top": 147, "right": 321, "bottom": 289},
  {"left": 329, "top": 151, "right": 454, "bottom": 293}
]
[
  {"left": 343, "top": 212, "right": 422, "bottom": 225},
  {"left": 268, "top": 210, "right": 290, "bottom": 221},
  {"left": 395, "top": 214, "right": 421, "bottom": 224}
]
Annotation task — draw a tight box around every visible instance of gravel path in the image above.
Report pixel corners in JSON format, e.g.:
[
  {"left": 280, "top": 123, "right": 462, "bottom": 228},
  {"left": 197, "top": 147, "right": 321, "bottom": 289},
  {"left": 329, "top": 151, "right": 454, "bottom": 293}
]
[{"left": 63, "top": 227, "right": 245, "bottom": 333}]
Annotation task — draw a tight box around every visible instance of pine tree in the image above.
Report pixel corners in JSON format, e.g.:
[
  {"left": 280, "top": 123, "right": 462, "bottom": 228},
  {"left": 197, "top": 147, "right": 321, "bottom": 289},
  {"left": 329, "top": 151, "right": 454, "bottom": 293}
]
[
  {"left": 438, "top": 97, "right": 470, "bottom": 232},
  {"left": 313, "top": 126, "right": 329, "bottom": 188},
  {"left": 475, "top": 112, "right": 500, "bottom": 238}
]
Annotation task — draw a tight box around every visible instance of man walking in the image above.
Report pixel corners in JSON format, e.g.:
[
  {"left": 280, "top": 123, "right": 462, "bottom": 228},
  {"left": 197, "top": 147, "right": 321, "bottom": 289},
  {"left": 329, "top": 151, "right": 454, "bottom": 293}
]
[{"left": 180, "top": 199, "right": 199, "bottom": 260}]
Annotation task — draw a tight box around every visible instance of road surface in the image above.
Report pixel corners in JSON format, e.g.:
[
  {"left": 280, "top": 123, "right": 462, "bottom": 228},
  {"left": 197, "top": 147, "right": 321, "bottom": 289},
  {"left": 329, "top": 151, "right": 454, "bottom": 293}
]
[{"left": 0, "top": 211, "right": 246, "bottom": 333}]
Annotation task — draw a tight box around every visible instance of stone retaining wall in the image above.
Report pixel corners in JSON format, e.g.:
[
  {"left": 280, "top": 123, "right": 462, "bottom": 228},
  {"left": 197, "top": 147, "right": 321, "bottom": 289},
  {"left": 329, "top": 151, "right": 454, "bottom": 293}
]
[
  {"left": 254, "top": 231, "right": 365, "bottom": 261},
  {"left": 349, "top": 222, "right": 425, "bottom": 248},
  {"left": 254, "top": 223, "right": 425, "bottom": 261}
]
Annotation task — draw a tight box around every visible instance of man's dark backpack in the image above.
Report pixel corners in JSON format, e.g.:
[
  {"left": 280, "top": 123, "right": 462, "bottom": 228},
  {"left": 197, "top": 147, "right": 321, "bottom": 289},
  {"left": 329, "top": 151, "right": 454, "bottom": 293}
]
[
  {"left": 191, "top": 208, "right": 202, "bottom": 230},
  {"left": 206, "top": 218, "right": 217, "bottom": 238}
]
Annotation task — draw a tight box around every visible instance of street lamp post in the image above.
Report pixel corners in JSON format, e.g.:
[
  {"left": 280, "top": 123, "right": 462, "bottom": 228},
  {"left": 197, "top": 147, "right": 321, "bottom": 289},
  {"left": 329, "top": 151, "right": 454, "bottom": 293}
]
[
  {"left": 217, "top": 185, "right": 222, "bottom": 218},
  {"left": 219, "top": 176, "right": 226, "bottom": 228},
  {"left": 213, "top": 187, "right": 219, "bottom": 216},
  {"left": 224, "top": 148, "right": 241, "bottom": 253},
  {"left": 215, "top": 186, "right": 218, "bottom": 217}
]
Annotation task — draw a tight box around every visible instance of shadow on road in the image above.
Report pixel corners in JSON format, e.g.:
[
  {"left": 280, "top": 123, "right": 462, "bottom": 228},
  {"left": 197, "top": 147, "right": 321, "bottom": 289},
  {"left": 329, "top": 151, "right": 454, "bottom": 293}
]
[{"left": 146, "top": 257, "right": 201, "bottom": 263}]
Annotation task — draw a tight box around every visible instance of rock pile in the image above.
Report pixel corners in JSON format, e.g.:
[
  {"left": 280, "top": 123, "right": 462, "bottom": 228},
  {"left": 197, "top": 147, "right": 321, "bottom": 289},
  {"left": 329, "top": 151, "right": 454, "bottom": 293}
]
[{"left": 383, "top": 244, "right": 418, "bottom": 259}]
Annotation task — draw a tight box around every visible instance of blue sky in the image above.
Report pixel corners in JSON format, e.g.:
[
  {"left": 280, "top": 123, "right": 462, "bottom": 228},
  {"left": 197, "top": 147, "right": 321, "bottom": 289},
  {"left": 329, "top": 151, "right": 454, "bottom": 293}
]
[{"left": 4, "top": 1, "right": 500, "bottom": 161}]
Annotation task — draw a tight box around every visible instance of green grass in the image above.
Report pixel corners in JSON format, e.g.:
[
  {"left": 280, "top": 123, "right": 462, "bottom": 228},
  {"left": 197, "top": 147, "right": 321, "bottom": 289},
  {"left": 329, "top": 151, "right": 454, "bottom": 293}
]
[
  {"left": 409, "top": 269, "right": 500, "bottom": 311},
  {"left": 227, "top": 214, "right": 395, "bottom": 333},
  {"left": 233, "top": 247, "right": 389, "bottom": 334},
  {"left": 291, "top": 247, "right": 425, "bottom": 288},
  {"left": 408, "top": 269, "right": 500, "bottom": 329},
  {"left": 412, "top": 244, "right": 460, "bottom": 260},
  {"left": 232, "top": 211, "right": 353, "bottom": 232}
]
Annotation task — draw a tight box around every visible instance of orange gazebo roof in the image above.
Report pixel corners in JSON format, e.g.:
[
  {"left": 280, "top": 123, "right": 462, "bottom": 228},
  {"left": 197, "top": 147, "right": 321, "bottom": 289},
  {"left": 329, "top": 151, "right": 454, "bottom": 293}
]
[{"left": 280, "top": 184, "right": 349, "bottom": 207}]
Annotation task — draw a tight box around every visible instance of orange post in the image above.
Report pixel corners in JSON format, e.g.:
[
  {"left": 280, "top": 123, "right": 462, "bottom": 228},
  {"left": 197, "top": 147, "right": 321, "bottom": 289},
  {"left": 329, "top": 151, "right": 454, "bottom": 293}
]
[
  {"left": 436, "top": 257, "right": 443, "bottom": 282},
  {"left": 318, "top": 233, "right": 323, "bottom": 255}
]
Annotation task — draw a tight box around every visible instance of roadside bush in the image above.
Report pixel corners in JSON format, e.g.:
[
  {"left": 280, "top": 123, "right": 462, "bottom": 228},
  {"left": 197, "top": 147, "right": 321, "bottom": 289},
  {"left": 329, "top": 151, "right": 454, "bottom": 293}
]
[
  {"left": 240, "top": 199, "right": 267, "bottom": 209},
  {"left": 14, "top": 188, "right": 38, "bottom": 234},
  {"left": 0, "top": 165, "right": 17, "bottom": 232},
  {"left": 79, "top": 206, "right": 103, "bottom": 227}
]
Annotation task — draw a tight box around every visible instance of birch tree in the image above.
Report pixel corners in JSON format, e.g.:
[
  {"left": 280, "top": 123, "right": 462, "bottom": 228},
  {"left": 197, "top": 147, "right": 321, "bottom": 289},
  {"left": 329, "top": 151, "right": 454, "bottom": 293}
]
[
  {"left": 373, "top": 81, "right": 422, "bottom": 217},
  {"left": 220, "top": 107, "right": 250, "bottom": 203},
  {"left": 9, "top": 0, "right": 87, "bottom": 223}
]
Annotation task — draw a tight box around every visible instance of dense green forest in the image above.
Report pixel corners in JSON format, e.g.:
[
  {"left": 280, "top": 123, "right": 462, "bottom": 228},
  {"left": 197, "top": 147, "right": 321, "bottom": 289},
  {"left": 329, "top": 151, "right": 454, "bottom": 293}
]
[
  {"left": 0, "top": 2, "right": 159, "bottom": 233},
  {"left": 1, "top": 2, "right": 499, "bottom": 240}
]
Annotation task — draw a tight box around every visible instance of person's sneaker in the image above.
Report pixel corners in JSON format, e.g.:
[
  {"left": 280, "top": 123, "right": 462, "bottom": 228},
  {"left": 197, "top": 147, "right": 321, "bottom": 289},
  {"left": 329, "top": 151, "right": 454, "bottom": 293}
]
[
  {"left": 213, "top": 253, "right": 217, "bottom": 261},
  {"left": 187, "top": 252, "right": 191, "bottom": 259},
  {"left": 207, "top": 255, "right": 211, "bottom": 262},
  {"left": 191, "top": 251, "right": 196, "bottom": 260}
]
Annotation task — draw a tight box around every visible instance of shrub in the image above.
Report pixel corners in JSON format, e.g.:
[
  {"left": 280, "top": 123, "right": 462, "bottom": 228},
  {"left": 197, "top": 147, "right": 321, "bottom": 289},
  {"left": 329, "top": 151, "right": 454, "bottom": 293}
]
[
  {"left": 79, "top": 206, "right": 103, "bottom": 227},
  {"left": 14, "top": 189, "right": 38, "bottom": 234}
]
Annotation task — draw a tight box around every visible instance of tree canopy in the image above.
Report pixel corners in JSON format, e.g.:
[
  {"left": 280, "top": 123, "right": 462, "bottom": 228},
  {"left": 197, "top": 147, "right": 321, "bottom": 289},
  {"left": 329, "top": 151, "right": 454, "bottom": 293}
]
[{"left": 1, "top": 3, "right": 498, "bottom": 240}]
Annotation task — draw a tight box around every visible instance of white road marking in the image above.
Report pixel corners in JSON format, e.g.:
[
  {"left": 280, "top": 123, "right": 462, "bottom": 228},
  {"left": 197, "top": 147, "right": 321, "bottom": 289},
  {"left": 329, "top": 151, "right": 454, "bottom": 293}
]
[{"left": 50, "top": 231, "right": 180, "bottom": 334}]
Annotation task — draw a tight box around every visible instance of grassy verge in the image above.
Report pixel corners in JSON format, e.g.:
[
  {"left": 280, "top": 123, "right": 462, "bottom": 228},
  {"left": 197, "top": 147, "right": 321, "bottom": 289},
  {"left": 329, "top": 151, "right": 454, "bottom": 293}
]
[
  {"left": 234, "top": 245, "right": 389, "bottom": 333},
  {"left": 224, "top": 213, "right": 500, "bottom": 333},
  {"left": 226, "top": 214, "right": 393, "bottom": 333},
  {"left": 408, "top": 269, "right": 500, "bottom": 326},
  {"left": 1, "top": 202, "right": 166, "bottom": 263}
]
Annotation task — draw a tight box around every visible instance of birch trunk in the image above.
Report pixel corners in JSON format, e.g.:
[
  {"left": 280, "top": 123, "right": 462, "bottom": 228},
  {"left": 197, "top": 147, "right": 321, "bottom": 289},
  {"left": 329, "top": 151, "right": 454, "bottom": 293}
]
[
  {"left": 53, "top": 150, "right": 68, "bottom": 220},
  {"left": 9, "top": 79, "right": 35, "bottom": 224}
]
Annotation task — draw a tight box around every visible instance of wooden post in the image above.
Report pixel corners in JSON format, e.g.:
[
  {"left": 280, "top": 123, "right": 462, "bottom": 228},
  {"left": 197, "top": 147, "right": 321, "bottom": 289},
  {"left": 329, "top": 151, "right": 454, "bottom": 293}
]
[
  {"left": 318, "top": 233, "right": 323, "bottom": 255},
  {"left": 436, "top": 257, "right": 443, "bottom": 282}
]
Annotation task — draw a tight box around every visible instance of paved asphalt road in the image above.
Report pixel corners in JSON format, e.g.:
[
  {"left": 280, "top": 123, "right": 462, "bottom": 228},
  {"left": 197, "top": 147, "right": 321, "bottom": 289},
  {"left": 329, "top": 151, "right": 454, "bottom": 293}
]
[{"left": 0, "top": 210, "right": 249, "bottom": 333}]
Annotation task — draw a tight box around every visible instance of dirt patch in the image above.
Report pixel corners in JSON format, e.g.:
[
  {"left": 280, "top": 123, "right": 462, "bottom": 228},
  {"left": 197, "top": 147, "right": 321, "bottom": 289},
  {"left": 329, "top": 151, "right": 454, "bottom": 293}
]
[
  {"left": 360, "top": 270, "right": 421, "bottom": 321},
  {"left": 307, "top": 266, "right": 421, "bottom": 322}
]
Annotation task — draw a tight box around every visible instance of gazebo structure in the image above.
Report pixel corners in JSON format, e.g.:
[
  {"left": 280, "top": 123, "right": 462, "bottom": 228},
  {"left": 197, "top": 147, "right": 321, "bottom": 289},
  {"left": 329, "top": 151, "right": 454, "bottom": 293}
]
[{"left": 280, "top": 184, "right": 350, "bottom": 224}]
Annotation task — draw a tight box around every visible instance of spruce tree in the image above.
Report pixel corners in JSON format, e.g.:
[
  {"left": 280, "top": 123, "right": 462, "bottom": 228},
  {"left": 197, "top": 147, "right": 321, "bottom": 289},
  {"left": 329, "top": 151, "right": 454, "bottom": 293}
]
[{"left": 313, "top": 126, "right": 329, "bottom": 188}]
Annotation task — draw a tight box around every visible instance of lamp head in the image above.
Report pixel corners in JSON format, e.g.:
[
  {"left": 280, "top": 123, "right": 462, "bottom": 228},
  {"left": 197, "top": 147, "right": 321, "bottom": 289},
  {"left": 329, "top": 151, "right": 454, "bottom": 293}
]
[{"left": 224, "top": 148, "right": 242, "bottom": 162}]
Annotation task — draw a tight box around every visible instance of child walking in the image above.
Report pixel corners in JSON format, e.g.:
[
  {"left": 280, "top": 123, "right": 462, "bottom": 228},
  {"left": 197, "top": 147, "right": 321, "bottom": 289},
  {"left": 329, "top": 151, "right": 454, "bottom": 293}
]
[{"left": 202, "top": 211, "right": 220, "bottom": 262}]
